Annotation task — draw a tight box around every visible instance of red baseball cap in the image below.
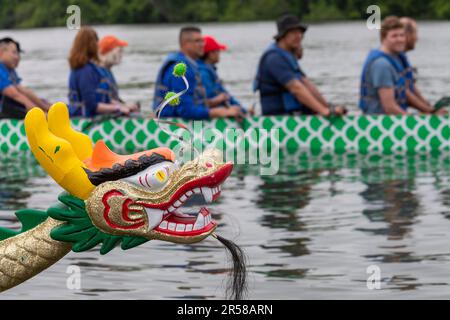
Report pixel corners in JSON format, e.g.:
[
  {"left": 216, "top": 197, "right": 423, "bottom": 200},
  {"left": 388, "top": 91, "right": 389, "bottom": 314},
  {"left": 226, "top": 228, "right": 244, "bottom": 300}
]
[
  {"left": 203, "top": 35, "right": 227, "bottom": 54},
  {"left": 99, "top": 35, "right": 128, "bottom": 55}
]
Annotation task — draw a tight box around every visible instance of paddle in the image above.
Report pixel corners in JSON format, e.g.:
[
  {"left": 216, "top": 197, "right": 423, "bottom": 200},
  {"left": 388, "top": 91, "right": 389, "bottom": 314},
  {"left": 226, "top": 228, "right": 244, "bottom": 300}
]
[{"left": 433, "top": 97, "right": 450, "bottom": 113}]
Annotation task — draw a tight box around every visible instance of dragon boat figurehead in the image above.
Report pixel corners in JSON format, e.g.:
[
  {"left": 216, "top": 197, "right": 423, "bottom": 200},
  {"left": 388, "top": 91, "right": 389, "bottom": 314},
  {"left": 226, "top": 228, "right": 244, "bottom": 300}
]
[{"left": 24, "top": 102, "right": 233, "bottom": 244}]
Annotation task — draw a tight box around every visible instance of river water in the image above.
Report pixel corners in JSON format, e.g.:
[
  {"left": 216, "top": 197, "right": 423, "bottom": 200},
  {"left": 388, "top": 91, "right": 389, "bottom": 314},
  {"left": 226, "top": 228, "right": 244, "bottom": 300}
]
[{"left": 2, "top": 21, "right": 450, "bottom": 299}]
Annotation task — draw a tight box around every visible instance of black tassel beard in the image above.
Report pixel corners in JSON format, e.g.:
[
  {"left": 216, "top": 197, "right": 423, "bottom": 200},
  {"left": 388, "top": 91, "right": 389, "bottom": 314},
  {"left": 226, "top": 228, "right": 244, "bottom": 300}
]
[{"left": 214, "top": 234, "right": 248, "bottom": 300}]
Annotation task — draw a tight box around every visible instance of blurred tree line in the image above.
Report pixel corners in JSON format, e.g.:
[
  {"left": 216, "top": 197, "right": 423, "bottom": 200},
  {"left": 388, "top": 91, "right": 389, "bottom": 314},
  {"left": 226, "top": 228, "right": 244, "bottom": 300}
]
[{"left": 1, "top": 0, "right": 450, "bottom": 29}]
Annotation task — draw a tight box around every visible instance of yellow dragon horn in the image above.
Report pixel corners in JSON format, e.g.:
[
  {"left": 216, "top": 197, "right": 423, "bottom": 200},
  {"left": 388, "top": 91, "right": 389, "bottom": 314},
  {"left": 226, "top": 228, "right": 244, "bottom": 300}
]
[
  {"left": 48, "top": 102, "right": 93, "bottom": 161},
  {"left": 24, "top": 104, "right": 95, "bottom": 200}
]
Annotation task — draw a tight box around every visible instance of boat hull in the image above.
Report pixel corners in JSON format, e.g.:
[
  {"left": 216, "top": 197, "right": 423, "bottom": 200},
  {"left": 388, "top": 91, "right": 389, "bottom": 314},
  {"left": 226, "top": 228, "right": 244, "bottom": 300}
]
[{"left": 1, "top": 115, "right": 450, "bottom": 156}]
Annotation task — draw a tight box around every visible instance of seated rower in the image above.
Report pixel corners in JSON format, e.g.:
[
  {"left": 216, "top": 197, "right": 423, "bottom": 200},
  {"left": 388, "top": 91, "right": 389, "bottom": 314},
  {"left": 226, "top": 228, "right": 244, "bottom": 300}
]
[
  {"left": 359, "top": 16, "right": 442, "bottom": 115},
  {"left": 68, "top": 27, "right": 139, "bottom": 117},
  {"left": 399, "top": 17, "right": 444, "bottom": 114},
  {"left": 254, "top": 14, "right": 346, "bottom": 116},
  {"left": 0, "top": 37, "right": 50, "bottom": 119},
  {"left": 98, "top": 35, "right": 140, "bottom": 111},
  {"left": 153, "top": 26, "right": 243, "bottom": 120},
  {"left": 198, "top": 35, "right": 246, "bottom": 114}
]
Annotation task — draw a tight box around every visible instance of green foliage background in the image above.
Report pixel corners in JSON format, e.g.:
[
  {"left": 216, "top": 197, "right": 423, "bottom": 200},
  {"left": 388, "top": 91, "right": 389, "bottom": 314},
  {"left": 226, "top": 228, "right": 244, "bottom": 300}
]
[{"left": 0, "top": 0, "right": 448, "bottom": 29}]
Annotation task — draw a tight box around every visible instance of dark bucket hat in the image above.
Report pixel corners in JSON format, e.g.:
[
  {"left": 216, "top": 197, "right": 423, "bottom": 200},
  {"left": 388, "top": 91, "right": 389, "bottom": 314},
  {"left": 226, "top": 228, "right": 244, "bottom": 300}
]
[{"left": 274, "top": 14, "right": 308, "bottom": 40}]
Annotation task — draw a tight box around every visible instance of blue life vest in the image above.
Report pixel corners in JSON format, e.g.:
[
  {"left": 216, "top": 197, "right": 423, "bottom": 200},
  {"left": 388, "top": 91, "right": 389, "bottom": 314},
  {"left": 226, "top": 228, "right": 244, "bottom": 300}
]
[
  {"left": 359, "top": 49, "right": 408, "bottom": 113},
  {"left": 99, "top": 67, "right": 120, "bottom": 101},
  {"left": 153, "top": 52, "right": 206, "bottom": 110},
  {"left": 197, "top": 59, "right": 242, "bottom": 107},
  {"left": 0, "top": 62, "right": 22, "bottom": 115},
  {"left": 254, "top": 43, "right": 310, "bottom": 114},
  {"left": 68, "top": 63, "right": 115, "bottom": 117},
  {"left": 398, "top": 52, "right": 415, "bottom": 92},
  {"left": 198, "top": 60, "right": 223, "bottom": 98}
]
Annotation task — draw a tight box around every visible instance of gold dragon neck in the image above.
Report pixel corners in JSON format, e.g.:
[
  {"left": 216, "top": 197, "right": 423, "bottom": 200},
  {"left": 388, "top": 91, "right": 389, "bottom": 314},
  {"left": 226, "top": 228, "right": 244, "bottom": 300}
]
[{"left": 0, "top": 218, "right": 71, "bottom": 292}]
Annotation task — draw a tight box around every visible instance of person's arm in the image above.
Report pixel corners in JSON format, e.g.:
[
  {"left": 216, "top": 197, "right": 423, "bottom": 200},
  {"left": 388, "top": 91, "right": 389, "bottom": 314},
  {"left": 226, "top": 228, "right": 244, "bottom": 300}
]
[
  {"left": 406, "top": 89, "right": 434, "bottom": 113},
  {"left": 209, "top": 106, "right": 243, "bottom": 118},
  {"left": 16, "top": 85, "right": 50, "bottom": 110},
  {"left": 411, "top": 85, "right": 435, "bottom": 112},
  {"left": 2, "top": 85, "right": 36, "bottom": 110},
  {"left": 413, "top": 86, "right": 430, "bottom": 106},
  {"left": 378, "top": 87, "right": 407, "bottom": 115},
  {"left": 301, "top": 77, "right": 328, "bottom": 107},
  {"left": 265, "top": 53, "right": 329, "bottom": 115},
  {"left": 370, "top": 59, "right": 406, "bottom": 115},
  {"left": 207, "top": 92, "right": 230, "bottom": 108},
  {"left": 96, "top": 102, "right": 131, "bottom": 114},
  {"left": 285, "top": 79, "right": 330, "bottom": 116}
]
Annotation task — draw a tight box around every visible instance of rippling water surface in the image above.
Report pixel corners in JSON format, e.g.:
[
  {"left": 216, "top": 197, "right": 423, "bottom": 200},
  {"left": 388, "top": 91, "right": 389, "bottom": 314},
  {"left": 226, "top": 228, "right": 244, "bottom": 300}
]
[{"left": 2, "top": 22, "right": 450, "bottom": 299}]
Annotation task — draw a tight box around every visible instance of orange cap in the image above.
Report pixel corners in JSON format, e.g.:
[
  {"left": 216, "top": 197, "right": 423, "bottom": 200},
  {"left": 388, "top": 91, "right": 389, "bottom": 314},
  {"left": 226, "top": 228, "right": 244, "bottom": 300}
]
[{"left": 98, "top": 35, "right": 128, "bottom": 55}]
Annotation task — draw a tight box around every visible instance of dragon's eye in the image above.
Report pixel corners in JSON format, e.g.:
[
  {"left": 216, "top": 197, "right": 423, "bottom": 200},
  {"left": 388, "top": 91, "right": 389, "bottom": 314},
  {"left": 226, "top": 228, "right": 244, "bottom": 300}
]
[{"left": 122, "top": 161, "right": 178, "bottom": 191}]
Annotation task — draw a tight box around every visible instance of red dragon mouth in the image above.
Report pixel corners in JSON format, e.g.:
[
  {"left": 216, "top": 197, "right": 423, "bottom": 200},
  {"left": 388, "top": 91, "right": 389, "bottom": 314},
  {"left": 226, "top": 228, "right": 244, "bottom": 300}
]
[{"left": 137, "top": 163, "right": 233, "bottom": 238}]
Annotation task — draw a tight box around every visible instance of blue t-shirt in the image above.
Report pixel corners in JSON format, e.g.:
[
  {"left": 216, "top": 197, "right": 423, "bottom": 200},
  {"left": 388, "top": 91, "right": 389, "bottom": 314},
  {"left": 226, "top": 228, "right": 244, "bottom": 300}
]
[
  {"left": 364, "top": 55, "right": 403, "bottom": 114},
  {"left": 0, "top": 62, "right": 21, "bottom": 93},
  {"left": 256, "top": 45, "right": 304, "bottom": 115},
  {"left": 68, "top": 62, "right": 103, "bottom": 117}
]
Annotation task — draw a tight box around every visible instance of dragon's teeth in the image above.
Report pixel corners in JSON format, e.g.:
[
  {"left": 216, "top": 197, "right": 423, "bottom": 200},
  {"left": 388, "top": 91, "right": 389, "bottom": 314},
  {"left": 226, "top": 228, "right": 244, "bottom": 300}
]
[
  {"left": 159, "top": 221, "right": 168, "bottom": 229},
  {"left": 193, "top": 215, "right": 205, "bottom": 230},
  {"left": 180, "top": 194, "right": 188, "bottom": 202},
  {"left": 185, "top": 224, "right": 193, "bottom": 232},
  {"left": 176, "top": 224, "right": 185, "bottom": 232},
  {"left": 193, "top": 188, "right": 201, "bottom": 194},
  {"left": 168, "top": 222, "right": 176, "bottom": 231},
  {"left": 173, "top": 200, "right": 182, "bottom": 208},
  {"left": 144, "top": 208, "right": 164, "bottom": 231},
  {"left": 202, "top": 187, "right": 213, "bottom": 203},
  {"left": 186, "top": 190, "right": 193, "bottom": 196}
]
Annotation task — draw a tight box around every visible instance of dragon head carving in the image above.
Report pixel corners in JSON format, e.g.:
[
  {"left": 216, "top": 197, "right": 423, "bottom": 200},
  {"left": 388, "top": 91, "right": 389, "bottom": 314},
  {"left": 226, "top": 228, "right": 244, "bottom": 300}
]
[
  {"left": 25, "top": 102, "right": 233, "bottom": 246},
  {"left": 84, "top": 146, "right": 232, "bottom": 244}
]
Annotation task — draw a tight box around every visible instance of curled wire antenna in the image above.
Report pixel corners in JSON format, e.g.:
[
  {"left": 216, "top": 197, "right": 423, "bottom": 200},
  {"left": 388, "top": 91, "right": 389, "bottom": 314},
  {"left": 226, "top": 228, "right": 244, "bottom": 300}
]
[{"left": 154, "top": 62, "right": 199, "bottom": 158}]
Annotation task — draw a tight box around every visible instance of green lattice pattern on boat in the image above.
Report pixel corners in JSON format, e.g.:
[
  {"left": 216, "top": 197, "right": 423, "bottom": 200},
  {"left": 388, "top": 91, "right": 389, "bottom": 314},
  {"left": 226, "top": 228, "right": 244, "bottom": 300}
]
[{"left": 1, "top": 115, "right": 450, "bottom": 156}]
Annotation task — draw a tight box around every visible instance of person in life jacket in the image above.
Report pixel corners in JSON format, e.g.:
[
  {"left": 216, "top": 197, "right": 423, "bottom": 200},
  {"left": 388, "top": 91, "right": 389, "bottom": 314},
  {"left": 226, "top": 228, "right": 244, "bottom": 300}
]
[
  {"left": 254, "top": 14, "right": 346, "bottom": 116},
  {"left": 398, "top": 17, "right": 445, "bottom": 114},
  {"left": 197, "top": 35, "right": 248, "bottom": 115},
  {"left": 97, "top": 35, "right": 140, "bottom": 111},
  {"left": 153, "top": 26, "right": 243, "bottom": 120},
  {"left": 359, "top": 16, "right": 441, "bottom": 115},
  {"left": 68, "top": 27, "right": 139, "bottom": 117},
  {"left": 0, "top": 37, "right": 50, "bottom": 119}
]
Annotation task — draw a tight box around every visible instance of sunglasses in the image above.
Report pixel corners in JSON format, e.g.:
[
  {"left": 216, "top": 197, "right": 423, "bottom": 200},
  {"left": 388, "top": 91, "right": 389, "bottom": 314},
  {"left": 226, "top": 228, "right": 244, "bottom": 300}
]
[{"left": 189, "top": 38, "right": 204, "bottom": 44}]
